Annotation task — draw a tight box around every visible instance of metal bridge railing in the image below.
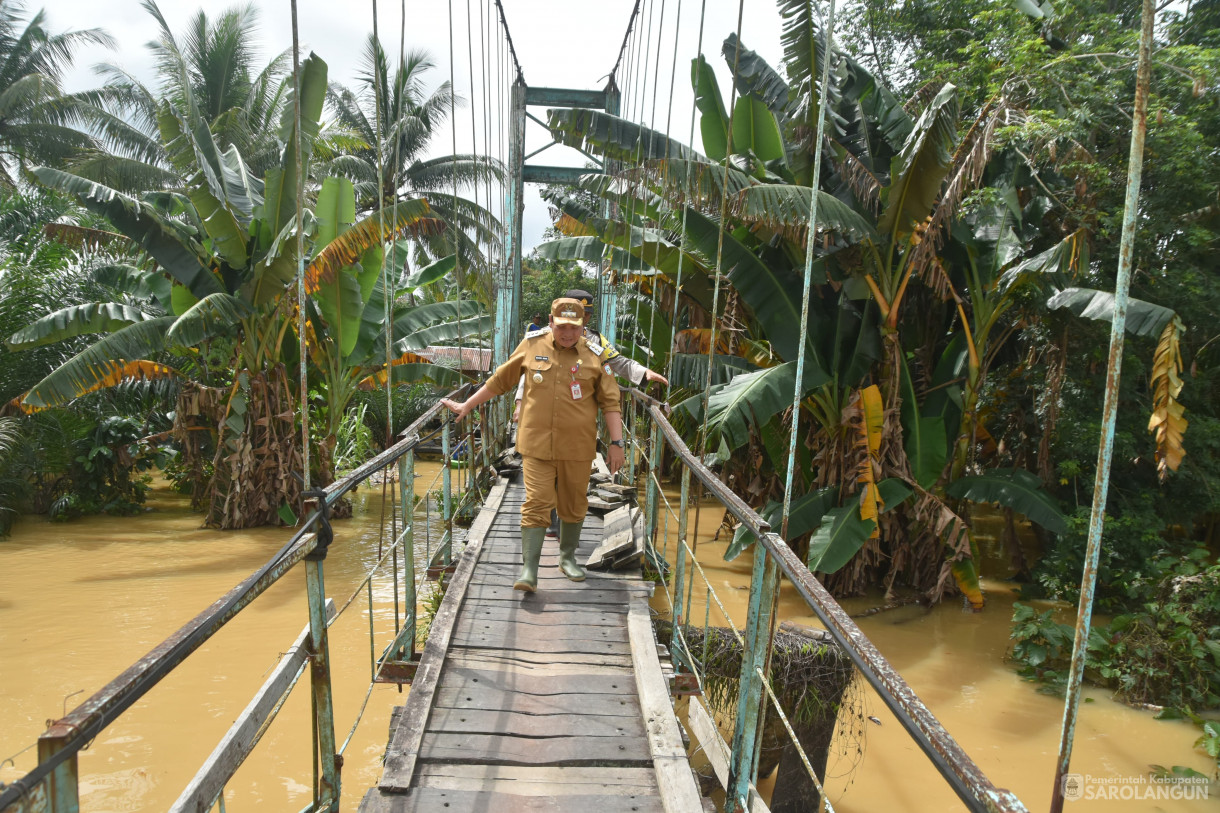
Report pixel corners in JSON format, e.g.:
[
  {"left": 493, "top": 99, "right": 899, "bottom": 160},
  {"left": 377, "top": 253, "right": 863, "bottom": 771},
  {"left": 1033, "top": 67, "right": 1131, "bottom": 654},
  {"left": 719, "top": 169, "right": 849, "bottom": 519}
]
[
  {"left": 0, "top": 383, "right": 499, "bottom": 813},
  {"left": 625, "top": 390, "right": 1028, "bottom": 813}
]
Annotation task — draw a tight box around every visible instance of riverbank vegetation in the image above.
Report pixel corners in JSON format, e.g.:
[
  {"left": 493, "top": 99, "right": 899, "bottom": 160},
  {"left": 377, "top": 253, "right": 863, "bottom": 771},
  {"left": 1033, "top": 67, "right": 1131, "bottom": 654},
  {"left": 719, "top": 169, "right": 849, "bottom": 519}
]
[{"left": 0, "top": 0, "right": 1217, "bottom": 759}]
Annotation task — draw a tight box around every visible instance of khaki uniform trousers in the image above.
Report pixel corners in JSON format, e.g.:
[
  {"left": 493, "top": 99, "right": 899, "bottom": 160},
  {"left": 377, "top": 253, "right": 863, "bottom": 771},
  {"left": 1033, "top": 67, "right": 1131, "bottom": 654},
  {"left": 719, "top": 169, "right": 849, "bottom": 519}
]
[{"left": 521, "top": 456, "right": 592, "bottom": 527}]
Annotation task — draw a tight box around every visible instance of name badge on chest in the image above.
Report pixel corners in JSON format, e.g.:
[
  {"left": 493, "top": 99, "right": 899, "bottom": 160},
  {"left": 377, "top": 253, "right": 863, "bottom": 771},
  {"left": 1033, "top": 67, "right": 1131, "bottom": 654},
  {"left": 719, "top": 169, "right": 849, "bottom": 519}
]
[{"left": 570, "top": 381, "right": 583, "bottom": 400}]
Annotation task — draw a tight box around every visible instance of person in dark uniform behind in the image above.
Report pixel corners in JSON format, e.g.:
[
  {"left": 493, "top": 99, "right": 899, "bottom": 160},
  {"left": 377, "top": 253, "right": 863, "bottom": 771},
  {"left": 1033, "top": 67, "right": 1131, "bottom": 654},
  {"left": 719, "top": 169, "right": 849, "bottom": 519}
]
[{"left": 441, "top": 298, "right": 625, "bottom": 592}]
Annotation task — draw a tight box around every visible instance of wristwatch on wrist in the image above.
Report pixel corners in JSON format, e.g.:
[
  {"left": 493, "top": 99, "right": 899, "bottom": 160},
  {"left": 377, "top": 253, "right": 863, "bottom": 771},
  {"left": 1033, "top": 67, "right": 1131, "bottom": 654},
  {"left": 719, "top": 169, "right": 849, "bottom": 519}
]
[{"left": 609, "top": 439, "right": 625, "bottom": 448}]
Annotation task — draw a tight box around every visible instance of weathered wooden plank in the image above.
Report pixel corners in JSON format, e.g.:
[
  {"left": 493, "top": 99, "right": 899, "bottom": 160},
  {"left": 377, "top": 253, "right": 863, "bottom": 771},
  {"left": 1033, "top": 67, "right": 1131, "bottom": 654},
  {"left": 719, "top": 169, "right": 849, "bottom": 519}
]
[
  {"left": 468, "top": 569, "right": 635, "bottom": 587},
  {"left": 459, "top": 603, "right": 627, "bottom": 626},
  {"left": 686, "top": 696, "right": 770, "bottom": 813},
  {"left": 452, "top": 632, "right": 631, "bottom": 656},
  {"left": 411, "top": 764, "right": 658, "bottom": 795},
  {"left": 463, "top": 583, "right": 647, "bottom": 604},
  {"left": 436, "top": 664, "right": 637, "bottom": 696},
  {"left": 360, "top": 787, "right": 665, "bottom": 813},
  {"left": 627, "top": 598, "right": 704, "bottom": 813},
  {"left": 452, "top": 616, "right": 630, "bottom": 644},
  {"left": 171, "top": 599, "right": 335, "bottom": 813},
  {"left": 432, "top": 687, "right": 639, "bottom": 717},
  {"left": 585, "top": 504, "right": 637, "bottom": 569},
  {"left": 445, "top": 648, "right": 631, "bottom": 673},
  {"left": 378, "top": 478, "right": 508, "bottom": 792},
  {"left": 417, "top": 732, "right": 653, "bottom": 766},
  {"left": 426, "top": 707, "right": 646, "bottom": 739}
]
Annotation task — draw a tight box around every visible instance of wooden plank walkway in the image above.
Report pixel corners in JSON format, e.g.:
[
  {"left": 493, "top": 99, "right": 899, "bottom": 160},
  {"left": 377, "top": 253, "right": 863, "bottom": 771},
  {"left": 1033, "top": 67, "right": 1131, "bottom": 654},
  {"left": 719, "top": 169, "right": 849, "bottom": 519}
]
[{"left": 359, "top": 473, "right": 704, "bottom": 813}]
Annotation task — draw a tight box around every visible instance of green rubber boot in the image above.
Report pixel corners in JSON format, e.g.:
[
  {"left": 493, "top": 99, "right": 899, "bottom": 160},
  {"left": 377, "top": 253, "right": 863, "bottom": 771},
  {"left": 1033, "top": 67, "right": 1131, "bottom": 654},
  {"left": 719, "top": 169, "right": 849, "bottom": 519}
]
[
  {"left": 558, "top": 520, "right": 587, "bottom": 582},
  {"left": 514, "top": 527, "right": 545, "bottom": 592}
]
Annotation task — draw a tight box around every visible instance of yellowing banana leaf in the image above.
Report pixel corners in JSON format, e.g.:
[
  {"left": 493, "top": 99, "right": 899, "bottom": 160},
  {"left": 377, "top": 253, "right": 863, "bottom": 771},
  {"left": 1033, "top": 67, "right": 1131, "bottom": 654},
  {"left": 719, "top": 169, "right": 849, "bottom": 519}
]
[
  {"left": 1148, "top": 315, "right": 1187, "bottom": 480},
  {"left": 16, "top": 360, "right": 180, "bottom": 412},
  {"left": 305, "top": 199, "right": 441, "bottom": 293}
]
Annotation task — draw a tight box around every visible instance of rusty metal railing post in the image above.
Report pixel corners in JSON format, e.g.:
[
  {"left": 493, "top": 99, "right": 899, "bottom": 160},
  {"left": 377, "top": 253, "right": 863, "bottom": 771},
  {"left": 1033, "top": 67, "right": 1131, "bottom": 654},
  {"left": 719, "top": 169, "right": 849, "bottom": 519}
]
[
  {"left": 1050, "top": 0, "right": 1155, "bottom": 809},
  {"left": 441, "top": 413, "right": 454, "bottom": 568},
  {"left": 644, "top": 418, "right": 662, "bottom": 554},
  {"left": 668, "top": 465, "right": 693, "bottom": 673},
  {"left": 726, "top": 544, "right": 780, "bottom": 811},
  {"left": 33, "top": 732, "right": 78, "bottom": 812},
  {"left": 399, "top": 447, "right": 416, "bottom": 660},
  {"left": 303, "top": 493, "right": 339, "bottom": 809}
]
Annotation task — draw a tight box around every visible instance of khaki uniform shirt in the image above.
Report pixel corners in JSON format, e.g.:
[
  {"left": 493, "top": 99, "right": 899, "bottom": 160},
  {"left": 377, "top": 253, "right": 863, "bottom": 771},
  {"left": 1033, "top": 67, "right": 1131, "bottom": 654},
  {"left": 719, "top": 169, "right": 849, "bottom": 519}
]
[{"left": 487, "top": 331, "right": 621, "bottom": 461}]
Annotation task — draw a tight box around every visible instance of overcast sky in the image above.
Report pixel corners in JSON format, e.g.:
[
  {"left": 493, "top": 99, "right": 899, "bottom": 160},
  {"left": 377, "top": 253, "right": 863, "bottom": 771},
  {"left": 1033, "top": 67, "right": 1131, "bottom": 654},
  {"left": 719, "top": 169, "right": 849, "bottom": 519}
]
[{"left": 47, "top": 0, "right": 783, "bottom": 252}]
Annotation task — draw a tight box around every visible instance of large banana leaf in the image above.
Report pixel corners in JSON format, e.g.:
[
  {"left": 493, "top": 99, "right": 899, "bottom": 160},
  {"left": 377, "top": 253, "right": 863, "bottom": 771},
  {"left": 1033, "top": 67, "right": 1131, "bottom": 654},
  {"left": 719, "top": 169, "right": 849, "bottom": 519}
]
[
  {"left": 620, "top": 293, "right": 673, "bottom": 360},
  {"left": 547, "top": 108, "right": 698, "bottom": 164},
  {"left": 898, "top": 353, "right": 948, "bottom": 488},
  {"left": 997, "top": 228, "right": 1088, "bottom": 293},
  {"left": 315, "top": 265, "right": 373, "bottom": 358},
  {"left": 824, "top": 296, "right": 882, "bottom": 384},
  {"left": 732, "top": 95, "right": 786, "bottom": 164},
  {"left": 261, "top": 52, "right": 327, "bottom": 243},
  {"left": 534, "top": 236, "right": 634, "bottom": 269},
  {"left": 727, "top": 485, "right": 838, "bottom": 560},
  {"left": 165, "top": 293, "right": 250, "bottom": 347},
  {"left": 722, "top": 33, "right": 790, "bottom": 121},
  {"left": 392, "top": 300, "right": 484, "bottom": 338},
  {"left": 946, "top": 468, "right": 1067, "bottom": 534},
  {"left": 409, "top": 254, "right": 456, "bottom": 288},
  {"left": 807, "top": 504, "right": 876, "bottom": 573},
  {"left": 668, "top": 353, "right": 756, "bottom": 389},
  {"left": 731, "top": 184, "right": 877, "bottom": 243},
  {"left": 877, "top": 83, "right": 960, "bottom": 242},
  {"left": 33, "top": 168, "right": 224, "bottom": 298},
  {"left": 705, "top": 360, "right": 828, "bottom": 452},
  {"left": 305, "top": 198, "right": 437, "bottom": 292},
  {"left": 395, "top": 315, "right": 492, "bottom": 353},
  {"left": 549, "top": 195, "right": 708, "bottom": 286},
  {"left": 692, "top": 55, "right": 730, "bottom": 161},
  {"left": 634, "top": 158, "right": 756, "bottom": 212},
  {"left": 93, "top": 264, "right": 174, "bottom": 309},
  {"left": 20, "top": 316, "right": 176, "bottom": 408},
  {"left": 838, "top": 53, "right": 913, "bottom": 163},
  {"left": 681, "top": 207, "right": 825, "bottom": 369},
  {"left": 8, "top": 303, "right": 153, "bottom": 349},
  {"left": 1046, "top": 287, "right": 1176, "bottom": 337},
  {"left": 189, "top": 184, "right": 249, "bottom": 270},
  {"left": 314, "top": 176, "right": 357, "bottom": 253}
]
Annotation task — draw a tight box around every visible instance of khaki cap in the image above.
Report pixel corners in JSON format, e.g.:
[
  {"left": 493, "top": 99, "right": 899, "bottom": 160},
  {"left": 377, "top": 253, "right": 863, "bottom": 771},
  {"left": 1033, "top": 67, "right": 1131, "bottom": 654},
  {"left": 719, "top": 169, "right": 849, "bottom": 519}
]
[{"left": 551, "top": 297, "right": 585, "bottom": 326}]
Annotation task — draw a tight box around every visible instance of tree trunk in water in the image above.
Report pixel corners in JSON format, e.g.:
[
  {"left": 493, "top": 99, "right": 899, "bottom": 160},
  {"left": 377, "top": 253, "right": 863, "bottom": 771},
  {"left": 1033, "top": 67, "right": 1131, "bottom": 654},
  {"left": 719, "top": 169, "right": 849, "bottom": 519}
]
[
  {"left": 655, "top": 620, "right": 854, "bottom": 811},
  {"left": 206, "top": 365, "right": 303, "bottom": 529},
  {"left": 172, "top": 382, "right": 226, "bottom": 511}
]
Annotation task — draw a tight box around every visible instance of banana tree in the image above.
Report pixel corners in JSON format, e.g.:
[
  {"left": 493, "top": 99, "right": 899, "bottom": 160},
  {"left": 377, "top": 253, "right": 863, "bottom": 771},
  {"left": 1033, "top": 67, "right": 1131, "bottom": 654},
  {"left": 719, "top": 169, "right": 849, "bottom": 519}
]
[
  {"left": 17, "top": 54, "right": 445, "bottom": 528},
  {"left": 305, "top": 176, "right": 484, "bottom": 480}
]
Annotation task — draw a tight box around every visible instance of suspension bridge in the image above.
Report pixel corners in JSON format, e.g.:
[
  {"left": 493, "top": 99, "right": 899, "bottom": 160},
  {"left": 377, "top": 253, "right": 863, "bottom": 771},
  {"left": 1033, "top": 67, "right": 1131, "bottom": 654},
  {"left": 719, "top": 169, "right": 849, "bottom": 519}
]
[{"left": 0, "top": 0, "right": 1161, "bottom": 807}]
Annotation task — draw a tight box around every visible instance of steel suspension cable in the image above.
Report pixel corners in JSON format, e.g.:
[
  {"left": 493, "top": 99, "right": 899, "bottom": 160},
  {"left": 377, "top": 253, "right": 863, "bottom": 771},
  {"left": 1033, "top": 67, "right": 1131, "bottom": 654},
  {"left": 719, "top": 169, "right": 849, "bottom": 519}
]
[{"left": 290, "top": 0, "right": 309, "bottom": 496}]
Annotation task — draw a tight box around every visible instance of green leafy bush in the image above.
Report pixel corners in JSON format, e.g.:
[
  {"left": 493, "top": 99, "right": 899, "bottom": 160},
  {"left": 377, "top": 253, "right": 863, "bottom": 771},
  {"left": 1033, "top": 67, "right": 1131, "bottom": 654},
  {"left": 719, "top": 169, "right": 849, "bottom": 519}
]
[{"left": 1011, "top": 563, "right": 1220, "bottom": 710}]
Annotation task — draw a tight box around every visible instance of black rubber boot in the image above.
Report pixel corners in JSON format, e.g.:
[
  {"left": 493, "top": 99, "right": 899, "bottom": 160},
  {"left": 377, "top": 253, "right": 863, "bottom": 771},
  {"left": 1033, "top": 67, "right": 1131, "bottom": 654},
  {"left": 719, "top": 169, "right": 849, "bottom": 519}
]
[
  {"left": 514, "top": 527, "right": 545, "bottom": 592},
  {"left": 558, "top": 520, "right": 586, "bottom": 582}
]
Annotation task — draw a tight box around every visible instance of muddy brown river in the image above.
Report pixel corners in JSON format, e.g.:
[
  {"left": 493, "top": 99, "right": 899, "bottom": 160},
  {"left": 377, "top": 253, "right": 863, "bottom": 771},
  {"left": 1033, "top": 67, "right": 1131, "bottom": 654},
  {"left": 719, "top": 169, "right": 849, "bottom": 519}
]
[{"left": 0, "top": 472, "right": 1212, "bottom": 810}]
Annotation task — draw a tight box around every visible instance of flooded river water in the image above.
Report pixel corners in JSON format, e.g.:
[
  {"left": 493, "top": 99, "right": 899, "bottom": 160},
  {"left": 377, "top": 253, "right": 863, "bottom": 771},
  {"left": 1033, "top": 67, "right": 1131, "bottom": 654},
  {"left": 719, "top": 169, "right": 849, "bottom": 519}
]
[{"left": 1, "top": 473, "right": 1213, "bottom": 810}]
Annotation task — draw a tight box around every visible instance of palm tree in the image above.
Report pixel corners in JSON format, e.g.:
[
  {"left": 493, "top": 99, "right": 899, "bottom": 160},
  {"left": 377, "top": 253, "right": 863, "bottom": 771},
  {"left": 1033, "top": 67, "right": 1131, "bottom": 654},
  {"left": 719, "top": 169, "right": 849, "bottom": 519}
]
[
  {"left": 324, "top": 36, "right": 502, "bottom": 294},
  {"left": 0, "top": 1, "right": 114, "bottom": 184},
  {"left": 75, "top": 0, "right": 291, "bottom": 191}
]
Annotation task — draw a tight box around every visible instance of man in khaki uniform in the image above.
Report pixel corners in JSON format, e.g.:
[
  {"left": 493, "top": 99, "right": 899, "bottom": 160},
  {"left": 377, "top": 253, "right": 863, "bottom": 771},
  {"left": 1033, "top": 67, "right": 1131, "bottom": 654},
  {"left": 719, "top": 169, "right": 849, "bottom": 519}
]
[{"left": 441, "top": 298, "right": 625, "bottom": 592}]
